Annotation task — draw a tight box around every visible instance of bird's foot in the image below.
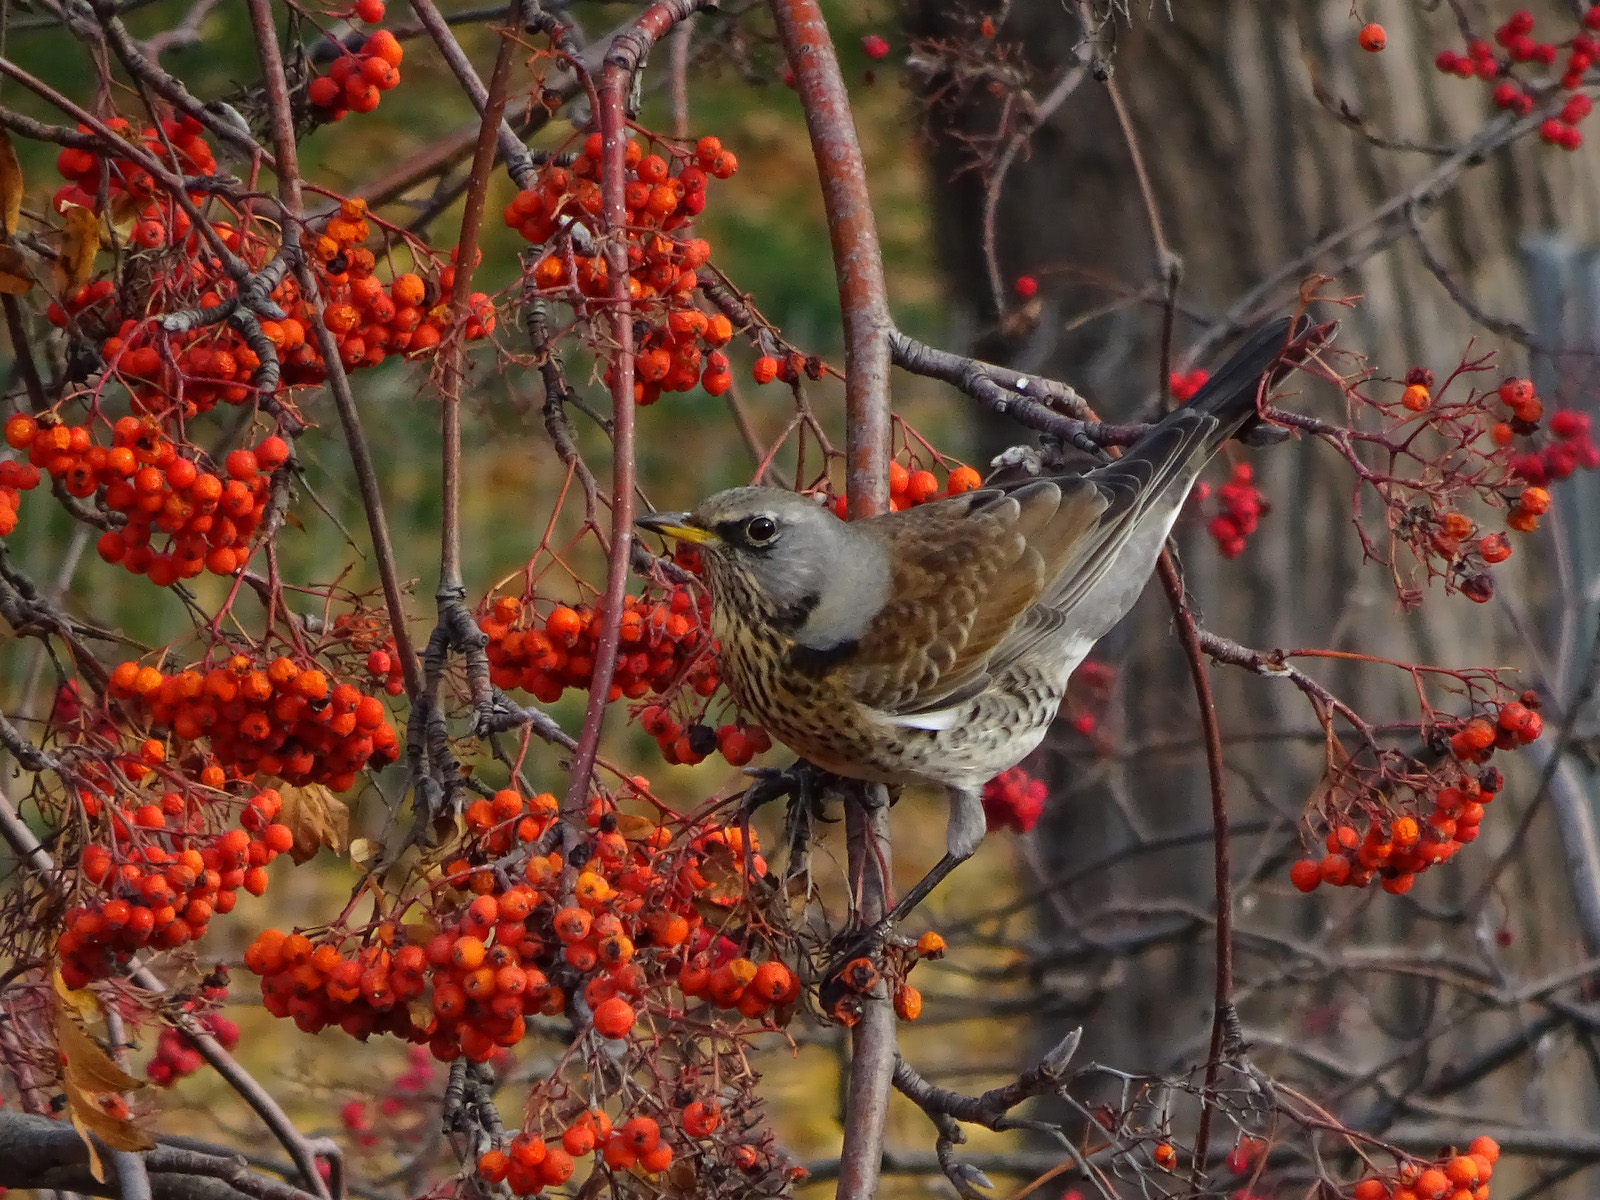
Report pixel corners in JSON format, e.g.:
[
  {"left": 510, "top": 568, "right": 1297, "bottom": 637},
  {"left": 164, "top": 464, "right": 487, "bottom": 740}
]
[{"left": 737, "top": 758, "right": 831, "bottom": 820}]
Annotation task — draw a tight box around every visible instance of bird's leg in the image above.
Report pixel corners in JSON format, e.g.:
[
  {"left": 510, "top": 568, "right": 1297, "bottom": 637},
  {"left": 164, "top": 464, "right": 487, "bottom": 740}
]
[{"left": 822, "top": 786, "right": 983, "bottom": 978}]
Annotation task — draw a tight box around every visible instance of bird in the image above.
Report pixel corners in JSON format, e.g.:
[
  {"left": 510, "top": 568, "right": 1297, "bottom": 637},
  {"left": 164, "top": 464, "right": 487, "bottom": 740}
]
[{"left": 636, "top": 316, "right": 1313, "bottom": 948}]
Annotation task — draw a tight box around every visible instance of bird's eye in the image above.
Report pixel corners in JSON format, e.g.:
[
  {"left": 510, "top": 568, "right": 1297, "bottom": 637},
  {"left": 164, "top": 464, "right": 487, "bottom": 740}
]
[{"left": 744, "top": 516, "right": 778, "bottom": 545}]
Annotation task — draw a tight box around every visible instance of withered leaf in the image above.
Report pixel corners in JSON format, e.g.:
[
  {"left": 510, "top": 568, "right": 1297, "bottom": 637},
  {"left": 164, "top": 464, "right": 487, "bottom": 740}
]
[
  {"left": 0, "top": 129, "right": 21, "bottom": 237},
  {"left": 54, "top": 971, "right": 154, "bottom": 1172},
  {"left": 53, "top": 205, "right": 101, "bottom": 293},
  {"left": 279, "top": 782, "right": 350, "bottom": 863},
  {"left": 612, "top": 812, "right": 659, "bottom": 842}
]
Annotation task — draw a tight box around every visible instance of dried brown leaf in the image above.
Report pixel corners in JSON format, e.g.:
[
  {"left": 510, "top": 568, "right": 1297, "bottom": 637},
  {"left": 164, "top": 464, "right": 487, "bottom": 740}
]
[
  {"left": 0, "top": 130, "right": 21, "bottom": 237},
  {"left": 53, "top": 205, "right": 100, "bottom": 293},
  {"left": 54, "top": 971, "right": 154, "bottom": 1167},
  {"left": 279, "top": 782, "right": 350, "bottom": 863}
]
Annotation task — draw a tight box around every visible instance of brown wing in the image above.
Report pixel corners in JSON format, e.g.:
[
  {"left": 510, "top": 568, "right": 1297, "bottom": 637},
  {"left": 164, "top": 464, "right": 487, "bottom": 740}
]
[{"left": 830, "top": 478, "right": 1106, "bottom": 714}]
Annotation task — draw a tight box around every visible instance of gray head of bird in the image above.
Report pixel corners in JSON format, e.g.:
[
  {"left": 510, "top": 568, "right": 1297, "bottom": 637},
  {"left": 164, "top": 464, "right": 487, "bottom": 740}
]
[{"left": 636, "top": 487, "right": 889, "bottom": 628}]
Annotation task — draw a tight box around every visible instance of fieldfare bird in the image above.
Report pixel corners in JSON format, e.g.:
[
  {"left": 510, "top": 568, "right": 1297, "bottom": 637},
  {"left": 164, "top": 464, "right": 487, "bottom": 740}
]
[{"left": 637, "top": 316, "right": 1311, "bottom": 943}]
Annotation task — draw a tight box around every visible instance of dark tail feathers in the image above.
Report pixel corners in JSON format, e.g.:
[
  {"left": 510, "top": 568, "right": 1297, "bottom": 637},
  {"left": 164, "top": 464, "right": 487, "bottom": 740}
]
[{"left": 1186, "top": 315, "right": 1307, "bottom": 443}]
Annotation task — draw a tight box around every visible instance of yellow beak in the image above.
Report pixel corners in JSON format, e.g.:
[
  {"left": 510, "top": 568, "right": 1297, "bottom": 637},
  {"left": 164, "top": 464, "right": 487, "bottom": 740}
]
[{"left": 635, "top": 511, "right": 719, "bottom": 545}]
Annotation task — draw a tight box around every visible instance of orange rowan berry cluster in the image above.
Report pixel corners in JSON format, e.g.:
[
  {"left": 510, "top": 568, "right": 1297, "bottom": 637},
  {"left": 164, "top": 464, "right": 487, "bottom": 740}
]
[
  {"left": 479, "top": 1108, "right": 687, "bottom": 1192},
  {"left": 1504, "top": 484, "right": 1550, "bottom": 533},
  {"left": 3, "top": 414, "right": 284, "bottom": 582},
  {"left": 59, "top": 770, "right": 292, "bottom": 987},
  {"left": 106, "top": 654, "right": 400, "bottom": 790},
  {"left": 1447, "top": 693, "right": 1544, "bottom": 762},
  {"left": 1437, "top": 9, "right": 1598, "bottom": 148},
  {"left": 673, "top": 938, "right": 799, "bottom": 1020},
  {"left": 508, "top": 133, "right": 738, "bottom": 404},
  {"left": 1350, "top": 1136, "right": 1501, "bottom": 1200},
  {"left": 480, "top": 590, "right": 718, "bottom": 705},
  {"left": 1292, "top": 698, "right": 1543, "bottom": 895},
  {"left": 982, "top": 766, "right": 1047, "bottom": 833},
  {"left": 638, "top": 705, "right": 772, "bottom": 767},
  {"left": 749, "top": 350, "right": 826, "bottom": 388},
  {"left": 294, "top": 200, "right": 486, "bottom": 377},
  {"left": 243, "top": 792, "right": 776, "bottom": 1063},
  {"left": 146, "top": 979, "right": 240, "bottom": 1085},
  {"left": 53, "top": 115, "right": 216, "bottom": 217},
  {"left": 306, "top": 30, "right": 405, "bottom": 119},
  {"left": 828, "top": 460, "right": 982, "bottom": 518},
  {"left": 822, "top": 931, "right": 945, "bottom": 1028},
  {"left": 0, "top": 457, "right": 40, "bottom": 536}
]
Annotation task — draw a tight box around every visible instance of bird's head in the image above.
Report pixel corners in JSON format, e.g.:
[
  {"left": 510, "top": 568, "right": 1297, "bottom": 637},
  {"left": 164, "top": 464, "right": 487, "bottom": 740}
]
[{"left": 636, "top": 487, "right": 863, "bottom": 621}]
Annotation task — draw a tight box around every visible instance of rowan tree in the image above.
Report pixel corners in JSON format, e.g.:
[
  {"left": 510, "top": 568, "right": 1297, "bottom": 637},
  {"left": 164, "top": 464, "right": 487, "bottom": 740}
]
[{"left": 0, "top": 4, "right": 1596, "bottom": 1200}]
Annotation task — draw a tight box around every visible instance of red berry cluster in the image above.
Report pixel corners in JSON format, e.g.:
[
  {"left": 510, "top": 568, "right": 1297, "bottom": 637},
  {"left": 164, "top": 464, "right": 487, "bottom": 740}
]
[
  {"left": 6, "top": 415, "right": 284, "bottom": 583},
  {"left": 1448, "top": 694, "right": 1544, "bottom": 762},
  {"left": 1291, "top": 699, "right": 1542, "bottom": 895},
  {"left": 1290, "top": 772, "right": 1497, "bottom": 896},
  {"left": 60, "top": 774, "right": 291, "bottom": 987},
  {"left": 1430, "top": 510, "right": 1513, "bottom": 593},
  {"left": 53, "top": 115, "right": 216, "bottom": 218},
  {"left": 306, "top": 30, "right": 405, "bottom": 120},
  {"left": 827, "top": 461, "right": 983, "bottom": 518},
  {"left": 481, "top": 591, "right": 718, "bottom": 705},
  {"left": 243, "top": 793, "right": 776, "bottom": 1063},
  {"left": 750, "top": 350, "right": 827, "bottom": 387},
  {"left": 507, "top": 133, "right": 738, "bottom": 404},
  {"left": 1205, "top": 462, "right": 1266, "bottom": 558},
  {"left": 1169, "top": 367, "right": 1210, "bottom": 401},
  {"left": 672, "top": 937, "right": 798, "bottom": 1020},
  {"left": 362, "top": 644, "right": 408, "bottom": 696},
  {"left": 1436, "top": 9, "right": 1599, "bottom": 149},
  {"left": 1349, "top": 1137, "right": 1501, "bottom": 1200},
  {"left": 0, "top": 457, "right": 40, "bottom": 535},
  {"left": 1503, "top": 484, "right": 1550, "bottom": 534},
  {"left": 107, "top": 654, "right": 400, "bottom": 790},
  {"left": 638, "top": 706, "right": 772, "bottom": 767},
  {"left": 982, "top": 766, "right": 1047, "bottom": 833},
  {"left": 338, "top": 1046, "right": 438, "bottom": 1153},
  {"left": 822, "top": 931, "right": 945, "bottom": 1028},
  {"left": 294, "top": 199, "right": 486, "bottom": 377},
  {"left": 1511, "top": 410, "right": 1599, "bottom": 484},
  {"left": 147, "top": 982, "right": 241, "bottom": 1085}
]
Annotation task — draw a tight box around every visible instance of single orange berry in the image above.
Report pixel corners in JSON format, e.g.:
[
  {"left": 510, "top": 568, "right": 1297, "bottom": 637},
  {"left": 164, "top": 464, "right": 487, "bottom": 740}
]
[
  {"left": 947, "top": 465, "right": 981, "bottom": 494},
  {"left": 592, "top": 995, "right": 636, "bottom": 1039},
  {"left": 1289, "top": 858, "right": 1321, "bottom": 892},
  {"left": 1358, "top": 22, "right": 1387, "bottom": 52}
]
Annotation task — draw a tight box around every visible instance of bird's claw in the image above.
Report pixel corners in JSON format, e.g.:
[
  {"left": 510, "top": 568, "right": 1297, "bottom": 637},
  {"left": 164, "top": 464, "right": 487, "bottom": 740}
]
[{"left": 737, "top": 759, "right": 830, "bottom": 820}]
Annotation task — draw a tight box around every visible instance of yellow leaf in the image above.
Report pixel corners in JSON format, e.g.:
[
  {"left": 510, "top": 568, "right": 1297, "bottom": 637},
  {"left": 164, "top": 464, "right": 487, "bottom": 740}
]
[
  {"left": 279, "top": 782, "right": 350, "bottom": 863},
  {"left": 52, "top": 967, "right": 102, "bottom": 1020},
  {"left": 0, "top": 129, "right": 21, "bottom": 237},
  {"left": 0, "top": 245, "right": 34, "bottom": 295},
  {"left": 612, "top": 812, "right": 659, "bottom": 842},
  {"left": 54, "top": 972, "right": 154, "bottom": 1165},
  {"left": 53, "top": 205, "right": 101, "bottom": 293}
]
